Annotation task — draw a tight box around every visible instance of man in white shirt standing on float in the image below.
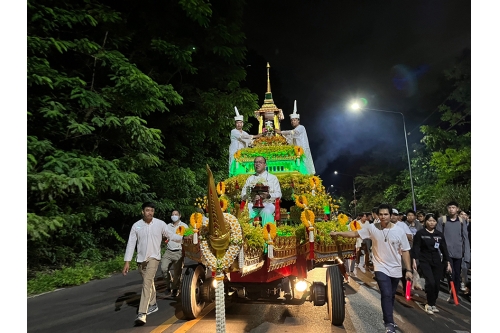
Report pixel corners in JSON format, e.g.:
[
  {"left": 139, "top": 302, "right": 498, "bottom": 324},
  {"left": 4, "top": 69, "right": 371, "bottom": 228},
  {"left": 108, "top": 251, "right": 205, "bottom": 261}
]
[
  {"left": 122, "top": 202, "right": 183, "bottom": 326},
  {"left": 276, "top": 100, "right": 316, "bottom": 175}
]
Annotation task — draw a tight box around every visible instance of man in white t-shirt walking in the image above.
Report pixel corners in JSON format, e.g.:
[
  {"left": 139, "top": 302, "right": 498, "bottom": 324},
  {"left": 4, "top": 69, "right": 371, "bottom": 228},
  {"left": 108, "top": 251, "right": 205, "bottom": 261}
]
[{"left": 331, "top": 204, "right": 413, "bottom": 333}]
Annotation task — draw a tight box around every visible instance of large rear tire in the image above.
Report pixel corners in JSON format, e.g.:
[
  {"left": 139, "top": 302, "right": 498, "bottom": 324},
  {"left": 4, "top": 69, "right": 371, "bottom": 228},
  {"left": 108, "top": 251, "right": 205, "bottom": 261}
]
[
  {"left": 326, "top": 265, "right": 345, "bottom": 326},
  {"left": 181, "top": 265, "right": 206, "bottom": 319}
]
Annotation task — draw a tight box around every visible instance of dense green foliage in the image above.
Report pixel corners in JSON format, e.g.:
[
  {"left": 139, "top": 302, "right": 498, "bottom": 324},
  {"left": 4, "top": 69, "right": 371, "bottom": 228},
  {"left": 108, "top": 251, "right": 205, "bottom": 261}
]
[{"left": 27, "top": 0, "right": 258, "bottom": 276}]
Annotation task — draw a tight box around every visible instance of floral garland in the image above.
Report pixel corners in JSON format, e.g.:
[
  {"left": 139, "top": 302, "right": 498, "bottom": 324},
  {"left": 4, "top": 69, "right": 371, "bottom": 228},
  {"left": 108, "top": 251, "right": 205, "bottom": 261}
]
[
  {"left": 263, "top": 223, "right": 277, "bottom": 258},
  {"left": 294, "top": 146, "right": 304, "bottom": 157},
  {"left": 301, "top": 209, "right": 316, "bottom": 244},
  {"left": 176, "top": 225, "right": 186, "bottom": 235},
  {"left": 217, "top": 181, "right": 226, "bottom": 195},
  {"left": 220, "top": 198, "right": 228, "bottom": 212},
  {"left": 349, "top": 220, "right": 361, "bottom": 231},
  {"left": 295, "top": 195, "right": 308, "bottom": 209},
  {"left": 262, "top": 223, "right": 277, "bottom": 241},
  {"left": 309, "top": 176, "right": 320, "bottom": 188},
  {"left": 199, "top": 213, "right": 242, "bottom": 272},
  {"left": 337, "top": 213, "right": 349, "bottom": 225},
  {"left": 301, "top": 209, "right": 315, "bottom": 228},
  {"left": 190, "top": 213, "right": 203, "bottom": 229}
]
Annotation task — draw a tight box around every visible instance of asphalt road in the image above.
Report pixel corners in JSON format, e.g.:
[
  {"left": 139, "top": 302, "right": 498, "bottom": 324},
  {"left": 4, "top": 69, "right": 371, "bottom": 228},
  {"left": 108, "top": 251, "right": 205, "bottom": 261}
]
[{"left": 27, "top": 258, "right": 471, "bottom": 333}]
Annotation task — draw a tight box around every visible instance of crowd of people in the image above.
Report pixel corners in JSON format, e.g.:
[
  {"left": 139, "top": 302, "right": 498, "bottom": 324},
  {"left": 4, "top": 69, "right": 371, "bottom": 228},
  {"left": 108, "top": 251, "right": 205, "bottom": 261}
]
[{"left": 331, "top": 201, "right": 471, "bottom": 333}]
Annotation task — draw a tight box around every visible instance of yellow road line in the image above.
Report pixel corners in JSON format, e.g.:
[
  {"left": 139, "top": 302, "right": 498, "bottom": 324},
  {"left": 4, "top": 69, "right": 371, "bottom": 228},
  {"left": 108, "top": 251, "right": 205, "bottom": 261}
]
[
  {"left": 149, "top": 314, "right": 179, "bottom": 333},
  {"left": 150, "top": 303, "right": 215, "bottom": 333},
  {"left": 174, "top": 303, "right": 215, "bottom": 333}
]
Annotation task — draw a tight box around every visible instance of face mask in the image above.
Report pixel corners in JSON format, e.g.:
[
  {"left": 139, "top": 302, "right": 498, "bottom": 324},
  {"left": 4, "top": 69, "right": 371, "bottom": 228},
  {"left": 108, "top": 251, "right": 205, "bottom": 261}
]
[{"left": 171, "top": 216, "right": 179, "bottom": 222}]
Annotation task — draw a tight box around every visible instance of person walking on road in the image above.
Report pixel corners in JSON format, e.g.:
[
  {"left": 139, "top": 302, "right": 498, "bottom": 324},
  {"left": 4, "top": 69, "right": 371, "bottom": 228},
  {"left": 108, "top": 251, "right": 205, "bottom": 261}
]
[
  {"left": 160, "top": 210, "right": 189, "bottom": 298},
  {"left": 436, "top": 201, "right": 470, "bottom": 304},
  {"left": 411, "top": 213, "right": 451, "bottom": 314},
  {"left": 331, "top": 203, "right": 413, "bottom": 333},
  {"left": 122, "top": 202, "right": 184, "bottom": 325}
]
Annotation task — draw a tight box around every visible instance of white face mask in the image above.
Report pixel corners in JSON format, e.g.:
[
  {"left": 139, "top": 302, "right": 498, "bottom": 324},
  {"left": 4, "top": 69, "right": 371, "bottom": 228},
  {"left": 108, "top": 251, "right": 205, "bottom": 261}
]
[{"left": 171, "top": 215, "right": 179, "bottom": 222}]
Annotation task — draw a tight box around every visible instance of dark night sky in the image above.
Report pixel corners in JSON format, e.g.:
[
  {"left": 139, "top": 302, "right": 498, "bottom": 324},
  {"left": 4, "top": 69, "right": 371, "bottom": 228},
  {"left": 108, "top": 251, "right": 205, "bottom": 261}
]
[{"left": 240, "top": 0, "right": 471, "bottom": 193}]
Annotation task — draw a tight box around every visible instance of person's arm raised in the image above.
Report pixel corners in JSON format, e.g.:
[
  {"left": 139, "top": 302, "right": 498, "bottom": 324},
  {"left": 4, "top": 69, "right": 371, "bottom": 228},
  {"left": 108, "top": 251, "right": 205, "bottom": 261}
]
[{"left": 330, "top": 230, "right": 360, "bottom": 238}]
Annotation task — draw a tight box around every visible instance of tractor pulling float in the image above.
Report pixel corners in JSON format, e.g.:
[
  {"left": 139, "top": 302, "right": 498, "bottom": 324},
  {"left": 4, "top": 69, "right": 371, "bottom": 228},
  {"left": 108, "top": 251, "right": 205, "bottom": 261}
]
[{"left": 178, "top": 64, "right": 356, "bottom": 331}]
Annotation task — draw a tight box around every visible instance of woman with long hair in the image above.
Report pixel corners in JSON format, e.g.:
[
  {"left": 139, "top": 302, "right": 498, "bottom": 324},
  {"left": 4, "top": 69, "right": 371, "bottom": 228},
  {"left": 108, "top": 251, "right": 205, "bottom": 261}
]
[{"left": 411, "top": 213, "right": 452, "bottom": 314}]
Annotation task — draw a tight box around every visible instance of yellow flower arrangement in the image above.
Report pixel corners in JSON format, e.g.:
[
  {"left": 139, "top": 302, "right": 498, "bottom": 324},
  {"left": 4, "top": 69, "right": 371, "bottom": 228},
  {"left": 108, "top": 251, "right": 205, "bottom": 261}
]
[
  {"left": 309, "top": 176, "right": 320, "bottom": 188},
  {"left": 294, "top": 146, "right": 304, "bottom": 157},
  {"left": 295, "top": 195, "right": 308, "bottom": 209},
  {"left": 337, "top": 213, "right": 349, "bottom": 225},
  {"left": 234, "top": 150, "right": 241, "bottom": 161},
  {"left": 220, "top": 198, "right": 228, "bottom": 211},
  {"left": 263, "top": 223, "right": 277, "bottom": 243},
  {"left": 349, "top": 220, "right": 362, "bottom": 231},
  {"left": 253, "top": 135, "right": 288, "bottom": 147},
  {"left": 301, "top": 209, "right": 315, "bottom": 228},
  {"left": 190, "top": 213, "right": 203, "bottom": 230},
  {"left": 176, "top": 225, "right": 186, "bottom": 235},
  {"left": 217, "top": 181, "right": 225, "bottom": 195}
]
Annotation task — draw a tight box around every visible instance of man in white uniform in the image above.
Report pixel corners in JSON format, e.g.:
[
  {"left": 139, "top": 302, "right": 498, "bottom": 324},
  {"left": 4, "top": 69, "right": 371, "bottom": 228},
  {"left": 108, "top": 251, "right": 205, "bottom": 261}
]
[
  {"left": 331, "top": 204, "right": 413, "bottom": 333},
  {"left": 241, "top": 156, "right": 282, "bottom": 226},
  {"left": 229, "top": 106, "right": 260, "bottom": 173},
  {"left": 275, "top": 100, "right": 316, "bottom": 175}
]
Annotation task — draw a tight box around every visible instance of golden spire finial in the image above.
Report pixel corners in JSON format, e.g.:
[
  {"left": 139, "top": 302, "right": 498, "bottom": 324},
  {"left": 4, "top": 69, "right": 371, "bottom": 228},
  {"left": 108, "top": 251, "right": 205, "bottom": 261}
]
[
  {"left": 267, "top": 62, "right": 271, "bottom": 93},
  {"left": 206, "top": 164, "right": 230, "bottom": 258}
]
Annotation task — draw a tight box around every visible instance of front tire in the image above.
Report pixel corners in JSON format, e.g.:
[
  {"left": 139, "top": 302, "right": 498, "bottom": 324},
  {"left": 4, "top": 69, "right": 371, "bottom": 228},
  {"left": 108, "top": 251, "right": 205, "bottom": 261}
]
[
  {"left": 181, "top": 265, "right": 206, "bottom": 319},
  {"left": 326, "top": 265, "right": 345, "bottom": 326}
]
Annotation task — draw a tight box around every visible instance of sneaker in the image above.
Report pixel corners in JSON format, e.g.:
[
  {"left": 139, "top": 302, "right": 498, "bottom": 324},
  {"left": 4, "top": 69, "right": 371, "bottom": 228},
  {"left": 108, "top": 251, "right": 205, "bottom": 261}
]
[
  {"left": 385, "top": 323, "right": 396, "bottom": 333},
  {"left": 135, "top": 313, "right": 146, "bottom": 325},
  {"left": 431, "top": 306, "right": 439, "bottom": 313},
  {"left": 359, "top": 266, "right": 366, "bottom": 273},
  {"left": 147, "top": 303, "right": 158, "bottom": 315},
  {"left": 424, "top": 304, "right": 434, "bottom": 315},
  {"left": 460, "top": 282, "right": 466, "bottom": 291}
]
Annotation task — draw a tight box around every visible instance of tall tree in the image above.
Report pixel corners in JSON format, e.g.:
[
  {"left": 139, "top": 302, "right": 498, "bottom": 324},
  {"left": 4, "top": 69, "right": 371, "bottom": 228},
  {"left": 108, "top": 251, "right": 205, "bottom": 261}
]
[{"left": 27, "top": 0, "right": 257, "bottom": 270}]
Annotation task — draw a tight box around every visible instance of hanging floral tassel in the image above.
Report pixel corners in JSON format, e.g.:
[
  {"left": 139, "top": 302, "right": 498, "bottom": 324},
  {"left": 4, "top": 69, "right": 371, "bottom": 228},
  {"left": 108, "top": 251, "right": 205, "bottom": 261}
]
[
  {"left": 238, "top": 246, "right": 245, "bottom": 269},
  {"left": 215, "top": 273, "right": 226, "bottom": 333},
  {"left": 309, "top": 226, "right": 315, "bottom": 260},
  {"left": 267, "top": 234, "right": 274, "bottom": 259},
  {"left": 193, "top": 229, "right": 198, "bottom": 244}
]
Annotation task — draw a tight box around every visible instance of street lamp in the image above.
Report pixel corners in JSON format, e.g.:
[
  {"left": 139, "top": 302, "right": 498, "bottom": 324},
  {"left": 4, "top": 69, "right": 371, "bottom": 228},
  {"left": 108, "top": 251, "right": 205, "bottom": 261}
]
[
  {"left": 334, "top": 171, "right": 357, "bottom": 216},
  {"left": 349, "top": 102, "right": 417, "bottom": 211}
]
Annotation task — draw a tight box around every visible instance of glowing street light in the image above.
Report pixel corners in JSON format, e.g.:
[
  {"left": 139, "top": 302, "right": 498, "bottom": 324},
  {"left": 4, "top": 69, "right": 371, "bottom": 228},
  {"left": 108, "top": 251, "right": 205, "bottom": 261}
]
[{"left": 348, "top": 101, "right": 417, "bottom": 211}]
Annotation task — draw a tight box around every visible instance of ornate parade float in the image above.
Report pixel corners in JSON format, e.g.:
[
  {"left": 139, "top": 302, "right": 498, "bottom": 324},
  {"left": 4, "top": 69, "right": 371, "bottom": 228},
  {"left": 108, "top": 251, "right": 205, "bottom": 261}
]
[{"left": 180, "top": 64, "right": 356, "bottom": 330}]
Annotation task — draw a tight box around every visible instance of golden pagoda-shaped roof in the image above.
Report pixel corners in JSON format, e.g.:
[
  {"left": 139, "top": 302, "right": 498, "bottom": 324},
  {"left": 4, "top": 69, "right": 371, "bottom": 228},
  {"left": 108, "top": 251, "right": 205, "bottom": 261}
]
[{"left": 254, "top": 63, "right": 284, "bottom": 121}]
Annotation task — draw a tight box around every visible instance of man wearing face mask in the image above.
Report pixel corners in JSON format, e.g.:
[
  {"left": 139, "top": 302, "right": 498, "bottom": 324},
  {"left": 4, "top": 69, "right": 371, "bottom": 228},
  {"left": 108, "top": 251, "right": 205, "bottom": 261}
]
[{"left": 160, "top": 210, "right": 189, "bottom": 298}]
